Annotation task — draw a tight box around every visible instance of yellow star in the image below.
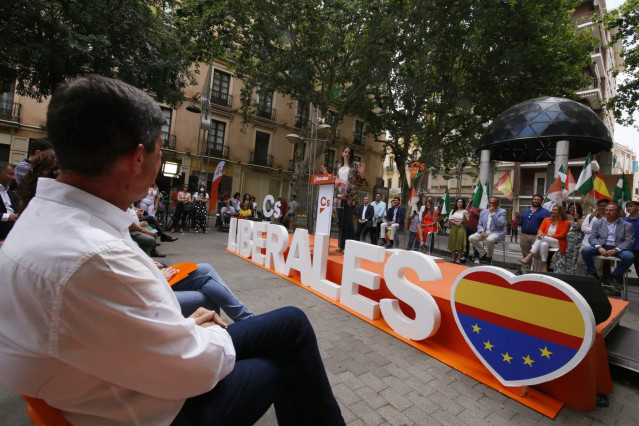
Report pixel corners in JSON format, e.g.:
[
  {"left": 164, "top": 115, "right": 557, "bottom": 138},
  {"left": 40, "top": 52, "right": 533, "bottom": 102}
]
[
  {"left": 483, "top": 341, "right": 494, "bottom": 351},
  {"left": 502, "top": 353, "right": 513, "bottom": 364},
  {"left": 472, "top": 323, "right": 481, "bottom": 333},
  {"left": 522, "top": 355, "right": 535, "bottom": 367},
  {"left": 539, "top": 347, "right": 552, "bottom": 359}
]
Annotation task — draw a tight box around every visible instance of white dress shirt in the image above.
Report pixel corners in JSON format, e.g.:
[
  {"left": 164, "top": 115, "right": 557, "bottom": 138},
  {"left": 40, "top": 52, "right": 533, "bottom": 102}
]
[
  {"left": 0, "top": 178, "right": 235, "bottom": 425},
  {"left": 0, "top": 183, "right": 14, "bottom": 221}
]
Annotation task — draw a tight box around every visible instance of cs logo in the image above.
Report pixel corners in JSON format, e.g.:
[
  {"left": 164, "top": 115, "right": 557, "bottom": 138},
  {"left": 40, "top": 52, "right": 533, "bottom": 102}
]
[{"left": 320, "top": 196, "right": 331, "bottom": 213}]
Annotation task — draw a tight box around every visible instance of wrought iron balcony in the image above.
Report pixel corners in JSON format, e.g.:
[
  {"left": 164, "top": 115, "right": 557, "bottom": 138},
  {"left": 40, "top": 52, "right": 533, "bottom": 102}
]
[
  {"left": 161, "top": 132, "right": 176, "bottom": 150},
  {"left": 250, "top": 151, "right": 273, "bottom": 167},
  {"left": 256, "top": 106, "right": 276, "bottom": 121},
  {"left": 205, "top": 143, "right": 229, "bottom": 159},
  {"left": 0, "top": 100, "right": 21, "bottom": 123},
  {"left": 211, "top": 90, "right": 232, "bottom": 108}
]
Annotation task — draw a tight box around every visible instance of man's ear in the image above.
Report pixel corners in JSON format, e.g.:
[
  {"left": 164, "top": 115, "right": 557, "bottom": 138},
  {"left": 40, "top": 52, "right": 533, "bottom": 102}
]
[{"left": 130, "top": 144, "right": 145, "bottom": 174}]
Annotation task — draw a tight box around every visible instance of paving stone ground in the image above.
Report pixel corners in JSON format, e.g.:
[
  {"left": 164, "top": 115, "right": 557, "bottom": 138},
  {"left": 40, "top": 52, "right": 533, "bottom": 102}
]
[{"left": 1, "top": 228, "right": 638, "bottom": 425}]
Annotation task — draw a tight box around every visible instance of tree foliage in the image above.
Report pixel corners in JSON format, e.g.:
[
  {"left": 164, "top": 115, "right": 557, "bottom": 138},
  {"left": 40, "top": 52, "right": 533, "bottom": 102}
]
[
  {"left": 367, "top": 0, "right": 594, "bottom": 203},
  {"left": 0, "top": 0, "right": 195, "bottom": 106},
  {"left": 178, "top": 0, "right": 397, "bottom": 195},
  {"left": 602, "top": 0, "right": 639, "bottom": 126}
]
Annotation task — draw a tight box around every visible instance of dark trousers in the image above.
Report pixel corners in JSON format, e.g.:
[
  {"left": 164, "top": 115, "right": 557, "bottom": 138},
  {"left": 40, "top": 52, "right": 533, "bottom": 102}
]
[
  {"left": 355, "top": 222, "right": 375, "bottom": 244},
  {"left": 172, "top": 307, "right": 344, "bottom": 426},
  {"left": 337, "top": 200, "right": 355, "bottom": 250},
  {"left": 140, "top": 215, "right": 168, "bottom": 238}
]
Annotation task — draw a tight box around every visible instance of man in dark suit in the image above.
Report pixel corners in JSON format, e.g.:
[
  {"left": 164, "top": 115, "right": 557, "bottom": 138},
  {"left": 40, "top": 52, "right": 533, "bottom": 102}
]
[
  {"left": 378, "top": 197, "right": 406, "bottom": 249},
  {"left": 0, "top": 161, "right": 19, "bottom": 240},
  {"left": 581, "top": 202, "right": 635, "bottom": 295},
  {"left": 355, "top": 196, "right": 375, "bottom": 244}
]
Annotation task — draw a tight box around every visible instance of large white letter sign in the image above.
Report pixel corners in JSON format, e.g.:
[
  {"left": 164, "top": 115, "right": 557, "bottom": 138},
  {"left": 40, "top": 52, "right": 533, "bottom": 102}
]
[
  {"left": 238, "top": 220, "right": 254, "bottom": 258},
  {"left": 227, "top": 217, "right": 238, "bottom": 252},
  {"left": 284, "top": 229, "right": 312, "bottom": 285},
  {"left": 310, "top": 233, "right": 341, "bottom": 300},
  {"left": 340, "top": 240, "right": 385, "bottom": 320},
  {"left": 264, "top": 224, "right": 289, "bottom": 274},
  {"left": 251, "top": 221, "right": 267, "bottom": 266},
  {"left": 380, "top": 251, "right": 442, "bottom": 341},
  {"left": 262, "top": 195, "right": 274, "bottom": 218}
]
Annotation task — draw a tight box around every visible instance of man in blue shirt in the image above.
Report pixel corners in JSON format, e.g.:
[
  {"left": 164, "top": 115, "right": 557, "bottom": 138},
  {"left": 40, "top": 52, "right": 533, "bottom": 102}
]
[{"left": 514, "top": 194, "right": 550, "bottom": 269}]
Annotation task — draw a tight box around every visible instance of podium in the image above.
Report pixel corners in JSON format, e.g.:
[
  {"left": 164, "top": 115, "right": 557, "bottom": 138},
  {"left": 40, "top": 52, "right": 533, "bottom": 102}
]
[{"left": 311, "top": 173, "right": 335, "bottom": 235}]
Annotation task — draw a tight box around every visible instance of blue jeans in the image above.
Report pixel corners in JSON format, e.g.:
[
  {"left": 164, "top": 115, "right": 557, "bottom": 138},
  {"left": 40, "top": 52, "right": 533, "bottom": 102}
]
[
  {"left": 581, "top": 245, "right": 634, "bottom": 282},
  {"left": 172, "top": 307, "right": 344, "bottom": 426},
  {"left": 171, "top": 263, "right": 254, "bottom": 322},
  {"left": 407, "top": 231, "right": 420, "bottom": 250}
]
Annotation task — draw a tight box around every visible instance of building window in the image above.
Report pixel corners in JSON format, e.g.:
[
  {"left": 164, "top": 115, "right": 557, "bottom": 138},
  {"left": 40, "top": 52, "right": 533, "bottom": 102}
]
[
  {"left": 295, "top": 101, "right": 309, "bottom": 128},
  {"left": 207, "top": 120, "right": 227, "bottom": 158},
  {"left": 160, "top": 107, "right": 175, "bottom": 149},
  {"left": 324, "top": 149, "right": 335, "bottom": 173},
  {"left": 534, "top": 176, "right": 546, "bottom": 195},
  {"left": 0, "top": 81, "right": 19, "bottom": 123},
  {"left": 325, "top": 110, "right": 337, "bottom": 126},
  {"left": 251, "top": 131, "right": 272, "bottom": 167},
  {"left": 212, "top": 70, "right": 232, "bottom": 107},
  {"left": 354, "top": 120, "right": 364, "bottom": 145},
  {"left": 257, "top": 92, "right": 275, "bottom": 120}
]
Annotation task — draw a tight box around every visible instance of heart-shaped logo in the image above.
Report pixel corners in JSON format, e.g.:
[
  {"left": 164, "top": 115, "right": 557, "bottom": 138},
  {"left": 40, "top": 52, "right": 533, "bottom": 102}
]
[{"left": 450, "top": 266, "right": 596, "bottom": 387}]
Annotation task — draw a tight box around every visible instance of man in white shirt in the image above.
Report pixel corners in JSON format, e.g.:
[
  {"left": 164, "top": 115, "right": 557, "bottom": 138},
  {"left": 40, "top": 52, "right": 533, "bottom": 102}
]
[
  {"left": 0, "top": 75, "right": 343, "bottom": 425},
  {"left": 371, "top": 193, "right": 387, "bottom": 243}
]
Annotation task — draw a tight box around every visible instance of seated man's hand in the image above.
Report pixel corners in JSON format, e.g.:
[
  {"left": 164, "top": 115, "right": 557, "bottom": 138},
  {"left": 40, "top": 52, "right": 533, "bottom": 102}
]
[
  {"left": 605, "top": 249, "right": 617, "bottom": 257},
  {"left": 140, "top": 221, "right": 149, "bottom": 227},
  {"left": 481, "top": 232, "right": 486, "bottom": 238},
  {"left": 188, "top": 307, "right": 228, "bottom": 329},
  {"left": 160, "top": 266, "right": 179, "bottom": 281},
  {"left": 8, "top": 213, "right": 18, "bottom": 221}
]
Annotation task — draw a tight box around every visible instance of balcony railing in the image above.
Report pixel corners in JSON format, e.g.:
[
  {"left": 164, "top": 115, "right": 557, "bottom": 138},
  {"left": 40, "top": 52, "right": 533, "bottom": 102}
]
[
  {"left": 0, "top": 100, "right": 21, "bottom": 123},
  {"left": 250, "top": 151, "right": 273, "bottom": 167},
  {"left": 289, "top": 159, "right": 295, "bottom": 171},
  {"left": 161, "top": 132, "right": 176, "bottom": 150},
  {"left": 256, "top": 106, "right": 276, "bottom": 121},
  {"left": 385, "top": 165, "right": 396, "bottom": 172},
  {"left": 211, "top": 90, "right": 232, "bottom": 108},
  {"left": 205, "top": 143, "right": 229, "bottom": 159}
]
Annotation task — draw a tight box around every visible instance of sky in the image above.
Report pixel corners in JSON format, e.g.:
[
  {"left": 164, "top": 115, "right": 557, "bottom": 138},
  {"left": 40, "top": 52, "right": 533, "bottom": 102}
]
[{"left": 605, "top": 0, "right": 639, "bottom": 153}]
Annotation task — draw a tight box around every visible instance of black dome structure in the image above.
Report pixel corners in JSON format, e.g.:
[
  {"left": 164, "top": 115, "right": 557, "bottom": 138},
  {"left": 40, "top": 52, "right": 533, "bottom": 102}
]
[{"left": 478, "top": 96, "right": 613, "bottom": 162}]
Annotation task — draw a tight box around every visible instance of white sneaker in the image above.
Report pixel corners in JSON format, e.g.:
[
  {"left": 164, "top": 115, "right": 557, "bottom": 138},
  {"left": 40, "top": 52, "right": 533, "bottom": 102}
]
[{"left": 474, "top": 258, "right": 480, "bottom": 265}]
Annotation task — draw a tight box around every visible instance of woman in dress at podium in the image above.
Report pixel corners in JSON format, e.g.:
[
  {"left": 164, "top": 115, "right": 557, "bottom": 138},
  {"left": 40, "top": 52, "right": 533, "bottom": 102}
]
[{"left": 321, "top": 146, "right": 365, "bottom": 254}]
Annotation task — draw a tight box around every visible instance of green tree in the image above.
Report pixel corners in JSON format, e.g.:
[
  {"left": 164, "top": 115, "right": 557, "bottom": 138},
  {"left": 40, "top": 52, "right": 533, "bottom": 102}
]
[
  {"left": 367, "top": 0, "right": 594, "bottom": 204},
  {"left": 602, "top": 0, "right": 639, "bottom": 126},
  {"left": 0, "top": 0, "right": 194, "bottom": 105},
  {"left": 178, "top": 0, "right": 397, "bottom": 194}
]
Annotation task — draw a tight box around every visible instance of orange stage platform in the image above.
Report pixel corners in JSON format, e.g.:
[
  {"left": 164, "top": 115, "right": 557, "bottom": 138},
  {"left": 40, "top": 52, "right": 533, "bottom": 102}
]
[{"left": 226, "top": 234, "right": 628, "bottom": 418}]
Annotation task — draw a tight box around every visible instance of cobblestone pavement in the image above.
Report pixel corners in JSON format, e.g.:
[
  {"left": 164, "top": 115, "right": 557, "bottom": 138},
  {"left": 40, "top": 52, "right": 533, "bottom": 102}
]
[{"left": 2, "top": 228, "right": 638, "bottom": 425}]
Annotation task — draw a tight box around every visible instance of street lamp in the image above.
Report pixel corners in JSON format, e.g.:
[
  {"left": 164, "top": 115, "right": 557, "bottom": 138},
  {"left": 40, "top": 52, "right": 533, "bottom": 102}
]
[{"left": 286, "top": 117, "right": 332, "bottom": 231}]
